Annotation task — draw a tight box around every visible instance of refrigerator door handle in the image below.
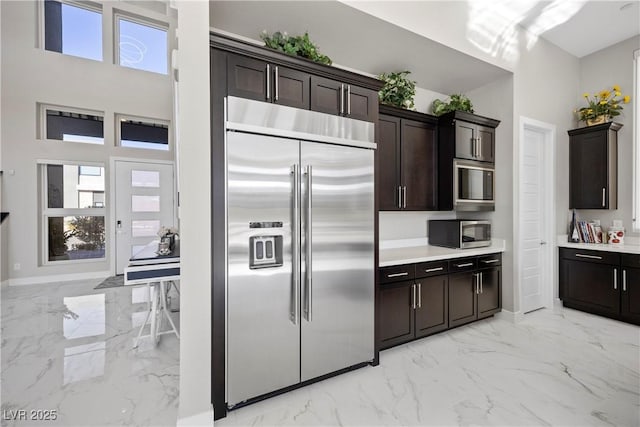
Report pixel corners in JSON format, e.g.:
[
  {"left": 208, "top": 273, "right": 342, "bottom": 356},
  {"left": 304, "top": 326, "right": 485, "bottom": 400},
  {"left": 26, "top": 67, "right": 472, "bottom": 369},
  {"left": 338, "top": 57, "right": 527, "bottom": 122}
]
[
  {"left": 304, "top": 165, "right": 313, "bottom": 321},
  {"left": 291, "top": 164, "right": 300, "bottom": 325}
]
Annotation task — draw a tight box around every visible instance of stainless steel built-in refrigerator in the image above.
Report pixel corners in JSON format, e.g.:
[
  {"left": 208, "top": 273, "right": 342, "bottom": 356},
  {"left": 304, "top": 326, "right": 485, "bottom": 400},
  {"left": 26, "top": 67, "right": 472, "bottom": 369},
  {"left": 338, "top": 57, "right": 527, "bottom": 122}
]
[{"left": 225, "top": 97, "right": 375, "bottom": 407}]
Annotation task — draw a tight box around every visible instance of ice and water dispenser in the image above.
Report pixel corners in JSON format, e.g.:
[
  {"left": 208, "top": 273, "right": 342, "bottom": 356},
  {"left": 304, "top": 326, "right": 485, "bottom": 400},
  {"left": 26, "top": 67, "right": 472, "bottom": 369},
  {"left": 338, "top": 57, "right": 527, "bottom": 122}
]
[{"left": 248, "top": 222, "right": 283, "bottom": 269}]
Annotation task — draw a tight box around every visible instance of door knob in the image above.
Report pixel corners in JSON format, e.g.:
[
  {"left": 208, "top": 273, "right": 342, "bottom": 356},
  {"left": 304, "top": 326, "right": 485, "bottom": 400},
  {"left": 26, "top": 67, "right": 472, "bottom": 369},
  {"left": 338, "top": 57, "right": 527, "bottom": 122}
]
[{"left": 540, "top": 241, "right": 547, "bottom": 245}]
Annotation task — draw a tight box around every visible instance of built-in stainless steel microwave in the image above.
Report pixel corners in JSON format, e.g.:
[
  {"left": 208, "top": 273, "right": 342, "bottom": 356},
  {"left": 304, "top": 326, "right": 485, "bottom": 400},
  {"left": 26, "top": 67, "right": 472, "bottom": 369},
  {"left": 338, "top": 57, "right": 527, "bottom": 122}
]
[
  {"left": 454, "top": 159, "right": 495, "bottom": 211},
  {"left": 428, "top": 220, "right": 492, "bottom": 249}
]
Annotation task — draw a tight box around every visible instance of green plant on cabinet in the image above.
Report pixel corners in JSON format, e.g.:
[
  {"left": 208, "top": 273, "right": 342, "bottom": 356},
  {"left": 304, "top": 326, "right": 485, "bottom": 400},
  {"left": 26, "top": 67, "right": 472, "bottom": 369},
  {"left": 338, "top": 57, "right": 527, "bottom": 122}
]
[
  {"left": 378, "top": 71, "right": 416, "bottom": 110},
  {"left": 260, "top": 31, "right": 332, "bottom": 65},
  {"left": 431, "top": 94, "right": 474, "bottom": 116}
]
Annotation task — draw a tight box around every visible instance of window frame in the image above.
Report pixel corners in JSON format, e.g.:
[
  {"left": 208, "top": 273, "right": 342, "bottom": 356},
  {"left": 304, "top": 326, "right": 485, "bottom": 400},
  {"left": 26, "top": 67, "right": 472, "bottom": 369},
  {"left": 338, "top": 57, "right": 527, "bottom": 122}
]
[
  {"left": 634, "top": 48, "right": 639, "bottom": 231},
  {"left": 113, "top": 11, "right": 170, "bottom": 75},
  {"left": 39, "top": 159, "right": 107, "bottom": 266},
  {"left": 40, "top": 0, "right": 104, "bottom": 61},
  {"left": 38, "top": 103, "right": 105, "bottom": 145},
  {"left": 115, "top": 113, "right": 171, "bottom": 151}
]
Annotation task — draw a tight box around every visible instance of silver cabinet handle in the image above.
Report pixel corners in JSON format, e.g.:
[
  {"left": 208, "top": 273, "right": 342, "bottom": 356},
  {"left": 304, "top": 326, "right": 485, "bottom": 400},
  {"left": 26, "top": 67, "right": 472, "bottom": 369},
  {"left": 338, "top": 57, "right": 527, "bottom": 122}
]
[
  {"left": 397, "top": 186, "right": 402, "bottom": 209},
  {"left": 613, "top": 268, "right": 617, "bottom": 290},
  {"left": 274, "top": 66, "right": 279, "bottom": 101},
  {"left": 602, "top": 188, "right": 606, "bottom": 207},
  {"left": 266, "top": 64, "right": 270, "bottom": 100},
  {"left": 478, "top": 137, "right": 482, "bottom": 159},
  {"left": 480, "top": 272, "right": 483, "bottom": 294},
  {"left": 417, "top": 283, "right": 422, "bottom": 308},
  {"left": 402, "top": 186, "right": 407, "bottom": 208},
  {"left": 482, "top": 259, "right": 499, "bottom": 264},
  {"left": 347, "top": 85, "right": 351, "bottom": 115},
  {"left": 387, "top": 272, "right": 409, "bottom": 278},
  {"left": 340, "top": 84, "right": 345, "bottom": 115},
  {"left": 304, "top": 165, "right": 313, "bottom": 321},
  {"left": 425, "top": 267, "right": 444, "bottom": 273},
  {"left": 455, "top": 262, "right": 474, "bottom": 268},
  {"left": 412, "top": 284, "right": 416, "bottom": 309},
  {"left": 474, "top": 273, "right": 479, "bottom": 294},
  {"left": 575, "top": 253, "right": 602, "bottom": 260},
  {"left": 623, "top": 270, "right": 627, "bottom": 291},
  {"left": 291, "top": 165, "right": 300, "bottom": 325}
]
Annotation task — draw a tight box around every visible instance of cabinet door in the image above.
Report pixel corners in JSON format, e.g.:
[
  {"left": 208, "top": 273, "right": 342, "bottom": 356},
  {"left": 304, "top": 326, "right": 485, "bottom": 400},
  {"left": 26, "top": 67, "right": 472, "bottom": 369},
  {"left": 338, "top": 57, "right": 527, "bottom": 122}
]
[
  {"left": 454, "top": 121, "right": 476, "bottom": 160},
  {"left": 569, "top": 130, "right": 608, "bottom": 209},
  {"left": 478, "top": 267, "right": 501, "bottom": 319},
  {"left": 621, "top": 267, "right": 640, "bottom": 325},
  {"left": 448, "top": 272, "right": 477, "bottom": 328},
  {"left": 379, "top": 281, "right": 415, "bottom": 349},
  {"left": 378, "top": 115, "right": 401, "bottom": 211},
  {"left": 400, "top": 119, "right": 438, "bottom": 210},
  {"left": 273, "top": 66, "right": 310, "bottom": 110},
  {"left": 227, "top": 54, "right": 269, "bottom": 102},
  {"left": 415, "top": 275, "right": 448, "bottom": 338},
  {"left": 345, "top": 85, "right": 377, "bottom": 122},
  {"left": 310, "top": 76, "right": 343, "bottom": 116},
  {"left": 477, "top": 126, "right": 495, "bottom": 162},
  {"left": 563, "top": 259, "right": 620, "bottom": 316}
]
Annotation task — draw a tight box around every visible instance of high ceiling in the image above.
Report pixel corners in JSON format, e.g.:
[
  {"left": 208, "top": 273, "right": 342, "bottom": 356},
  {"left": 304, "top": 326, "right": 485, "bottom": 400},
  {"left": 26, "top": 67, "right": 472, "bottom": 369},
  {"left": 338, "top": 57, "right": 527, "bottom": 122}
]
[{"left": 209, "top": 1, "right": 640, "bottom": 94}]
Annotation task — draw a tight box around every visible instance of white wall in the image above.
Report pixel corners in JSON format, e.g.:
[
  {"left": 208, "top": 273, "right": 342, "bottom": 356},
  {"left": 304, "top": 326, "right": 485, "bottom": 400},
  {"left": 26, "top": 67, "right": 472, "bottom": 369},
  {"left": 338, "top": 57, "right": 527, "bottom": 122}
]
[
  {"left": 575, "top": 36, "right": 640, "bottom": 236},
  {"left": 0, "top": 1, "right": 175, "bottom": 283},
  {"left": 175, "top": 0, "right": 213, "bottom": 422}
]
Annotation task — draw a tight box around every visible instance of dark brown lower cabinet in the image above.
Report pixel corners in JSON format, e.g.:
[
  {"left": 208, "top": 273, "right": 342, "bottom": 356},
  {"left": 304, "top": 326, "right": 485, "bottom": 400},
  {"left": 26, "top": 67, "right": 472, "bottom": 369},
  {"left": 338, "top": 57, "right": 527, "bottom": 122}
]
[
  {"left": 415, "top": 275, "right": 449, "bottom": 338},
  {"left": 379, "top": 254, "right": 502, "bottom": 350},
  {"left": 379, "top": 280, "right": 415, "bottom": 349},
  {"left": 559, "top": 248, "right": 639, "bottom": 325}
]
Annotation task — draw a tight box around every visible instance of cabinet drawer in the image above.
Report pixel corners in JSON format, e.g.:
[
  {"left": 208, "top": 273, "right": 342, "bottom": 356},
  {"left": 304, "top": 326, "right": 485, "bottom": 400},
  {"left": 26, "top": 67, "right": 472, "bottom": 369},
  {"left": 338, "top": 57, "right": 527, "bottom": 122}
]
[
  {"left": 559, "top": 248, "right": 620, "bottom": 265},
  {"left": 477, "top": 253, "right": 502, "bottom": 268},
  {"left": 448, "top": 257, "right": 477, "bottom": 273},
  {"left": 378, "top": 265, "right": 415, "bottom": 284},
  {"left": 622, "top": 254, "right": 640, "bottom": 268},
  {"left": 415, "top": 260, "right": 448, "bottom": 278}
]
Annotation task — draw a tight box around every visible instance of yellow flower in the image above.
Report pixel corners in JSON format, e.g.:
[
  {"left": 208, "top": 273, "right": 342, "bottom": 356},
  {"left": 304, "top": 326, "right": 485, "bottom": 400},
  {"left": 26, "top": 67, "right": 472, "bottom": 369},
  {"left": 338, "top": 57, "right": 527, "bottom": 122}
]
[
  {"left": 599, "top": 100, "right": 607, "bottom": 105},
  {"left": 613, "top": 84, "right": 621, "bottom": 92},
  {"left": 582, "top": 93, "right": 589, "bottom": 98},
  {"left": 615, "top": 91, "right": 622, "bottom": 97},
  {"left": 624, "top": 95, "right": 631, "bottom": 104},
  {"left": 599, "top": 90, "right": 611, "bottom": 99}
]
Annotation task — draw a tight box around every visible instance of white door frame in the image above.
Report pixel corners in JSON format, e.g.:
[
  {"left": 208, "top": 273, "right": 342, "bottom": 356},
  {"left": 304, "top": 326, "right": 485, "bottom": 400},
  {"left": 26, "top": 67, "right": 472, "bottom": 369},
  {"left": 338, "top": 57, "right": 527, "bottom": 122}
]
[
  {"left": 516, "top": 117, "right": 556, "bottom": 313},
  {"left": 109, "top": 157, "right": 177, "bottom": 275}
]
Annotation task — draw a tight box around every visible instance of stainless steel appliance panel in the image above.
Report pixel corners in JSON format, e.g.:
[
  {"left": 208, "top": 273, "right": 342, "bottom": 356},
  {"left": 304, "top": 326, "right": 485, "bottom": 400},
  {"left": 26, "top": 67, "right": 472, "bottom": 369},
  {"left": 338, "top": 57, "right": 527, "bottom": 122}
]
[
  {"left": 227, "top": 131, "right": 301, "bottom": 405},
  {"left": 454, "top": 159, "right": 495, "bottom": 211},
  {"left": 300, "top": 141, "right": 375, "bottom": 381}
]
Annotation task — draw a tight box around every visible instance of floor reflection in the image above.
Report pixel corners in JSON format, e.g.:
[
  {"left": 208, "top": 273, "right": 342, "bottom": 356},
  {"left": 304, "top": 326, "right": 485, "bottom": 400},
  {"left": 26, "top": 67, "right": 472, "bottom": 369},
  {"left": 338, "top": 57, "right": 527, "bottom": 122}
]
[{"left": 1, "top": 278, "right": 179, "bottom": 426}]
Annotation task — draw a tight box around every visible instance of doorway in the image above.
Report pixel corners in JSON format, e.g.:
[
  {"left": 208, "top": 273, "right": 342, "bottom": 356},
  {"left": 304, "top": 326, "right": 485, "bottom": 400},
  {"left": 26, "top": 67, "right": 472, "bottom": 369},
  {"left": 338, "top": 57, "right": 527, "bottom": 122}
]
[
  {"left": 114, "top": 160, "right": 176, "bottom": 274},
  {"left": 518, "top": 118, "right": 555, "bottom": 314}
]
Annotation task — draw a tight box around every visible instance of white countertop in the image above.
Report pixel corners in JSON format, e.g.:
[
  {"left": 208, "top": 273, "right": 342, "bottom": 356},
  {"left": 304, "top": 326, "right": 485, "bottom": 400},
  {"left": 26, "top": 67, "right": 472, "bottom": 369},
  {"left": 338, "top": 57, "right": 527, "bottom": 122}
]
[
  {"left": 557, "top": 235, "right": 640, "bottom": 255},
  {"left": 379, "top": 239, "right": 506, "bottom": 267}
]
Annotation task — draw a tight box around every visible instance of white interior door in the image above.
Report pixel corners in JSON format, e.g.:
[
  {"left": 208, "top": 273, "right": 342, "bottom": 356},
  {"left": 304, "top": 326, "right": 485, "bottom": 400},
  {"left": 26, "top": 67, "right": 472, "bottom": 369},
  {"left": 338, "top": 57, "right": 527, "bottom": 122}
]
[
  {"left": 115, "top": 161, "right": 175, "bottom": 274},
  {"left": 520, "top": 123, "right": 553, "bottom": 313}
]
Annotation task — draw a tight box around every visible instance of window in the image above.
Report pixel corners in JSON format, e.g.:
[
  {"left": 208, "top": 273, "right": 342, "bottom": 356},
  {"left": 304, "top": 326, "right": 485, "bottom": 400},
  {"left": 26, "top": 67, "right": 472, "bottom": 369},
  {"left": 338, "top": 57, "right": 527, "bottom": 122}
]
[
  {"left": 42, "top": 106, "right": 104, "bottom": 145},
  {"left": 44, "top": 0, "right": 102, "bottom": 61},
  {"left": 116, "top": 15, "right": 168, "bottom": 74},
  {"left": 635, "top": 49, "right": 640, "bottom": 231},
  {"left": 42, "top": 163, "right": 106, "bottom": 263},
  {"left": 117, "top": 115, "right": 169, "bottom": 150}
]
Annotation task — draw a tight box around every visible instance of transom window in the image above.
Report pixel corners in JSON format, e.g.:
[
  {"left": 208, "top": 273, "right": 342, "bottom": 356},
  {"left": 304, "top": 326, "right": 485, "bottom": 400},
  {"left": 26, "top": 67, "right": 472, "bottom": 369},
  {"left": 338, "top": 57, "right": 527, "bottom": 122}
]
[
  {"left": 44, "top": 0, "right": 103, "bottom": 61},
  {"left": 117, "top": 115, "right": 169, "bottom": 151},
  {"left": 116, "top": 15, "right": 168, "bottom": 74},
  {"left": 41, "top": 105, "right": 104, "bottom": 145}
]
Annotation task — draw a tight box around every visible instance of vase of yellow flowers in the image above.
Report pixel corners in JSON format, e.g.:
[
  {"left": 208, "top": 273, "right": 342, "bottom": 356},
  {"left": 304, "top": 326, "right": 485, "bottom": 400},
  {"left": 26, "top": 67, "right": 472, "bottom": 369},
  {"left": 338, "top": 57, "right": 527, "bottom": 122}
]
[{"left": 577, "top": 85, "right": 630, "bottom": 126}]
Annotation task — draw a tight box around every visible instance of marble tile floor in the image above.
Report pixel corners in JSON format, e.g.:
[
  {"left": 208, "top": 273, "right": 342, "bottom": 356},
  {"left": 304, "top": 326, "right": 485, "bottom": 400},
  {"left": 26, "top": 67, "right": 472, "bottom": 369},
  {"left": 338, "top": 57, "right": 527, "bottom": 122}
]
[
  {"left": 219, "top": 308, "right": 639, "bottom": 427},
  {"left": 1, "top": 278, "right": 180, "bottom": 426}
]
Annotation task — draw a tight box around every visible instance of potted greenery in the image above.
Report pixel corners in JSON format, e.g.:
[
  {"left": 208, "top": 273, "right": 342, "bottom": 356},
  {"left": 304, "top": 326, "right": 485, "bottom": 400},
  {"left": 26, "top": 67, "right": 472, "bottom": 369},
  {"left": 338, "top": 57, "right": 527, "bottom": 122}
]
[
  {"left": 260, "top": 31, "right": 332, "bottom": 65},
  {"left": 431, "top": 94, "right": 474, "bottom": 116},
  {"left": 378, "top": 71, "right": 416, "bottom": 110},
  {"left": 577, "top": 85, "right": 630, "bottom": 125}
]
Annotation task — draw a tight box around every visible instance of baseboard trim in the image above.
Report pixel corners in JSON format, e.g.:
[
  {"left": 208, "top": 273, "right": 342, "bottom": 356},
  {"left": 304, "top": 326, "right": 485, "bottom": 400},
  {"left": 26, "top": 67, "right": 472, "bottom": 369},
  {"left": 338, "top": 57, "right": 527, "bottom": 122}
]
[
  {"left": 495, "top": 309, "right": 525, "bottom": 323},
  {"left": 177, "top": 407, "right": 213, "bottom": 426},
  {"left": 8, "top": 270, "right": 111, "bottom": 286}
]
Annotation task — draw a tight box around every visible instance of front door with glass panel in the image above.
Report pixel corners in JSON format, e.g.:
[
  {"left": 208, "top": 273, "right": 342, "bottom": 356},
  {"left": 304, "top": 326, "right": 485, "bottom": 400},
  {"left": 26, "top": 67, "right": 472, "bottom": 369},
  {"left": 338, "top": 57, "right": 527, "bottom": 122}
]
[{"left": 115, "top": 161, "right": 175, "bottom": 274}]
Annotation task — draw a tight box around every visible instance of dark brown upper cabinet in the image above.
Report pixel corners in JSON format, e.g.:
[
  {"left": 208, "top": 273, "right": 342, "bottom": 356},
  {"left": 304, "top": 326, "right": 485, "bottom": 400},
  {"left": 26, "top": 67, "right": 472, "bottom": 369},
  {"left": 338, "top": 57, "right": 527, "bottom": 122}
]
[
  {"left": 568, "top": 122, "right": 620, "bottom": 209},
  {"left": 378, "top": 105, "right": 438, "bottom": 211},
  {"left": 227, "top": 53, "right": 310, "bottom": 110},
  {"left": 310, "top": 76, "right": 377, "bottom": 122},
  {"left": 437, "top": 111, "right": 500, "bottom": 210}
]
